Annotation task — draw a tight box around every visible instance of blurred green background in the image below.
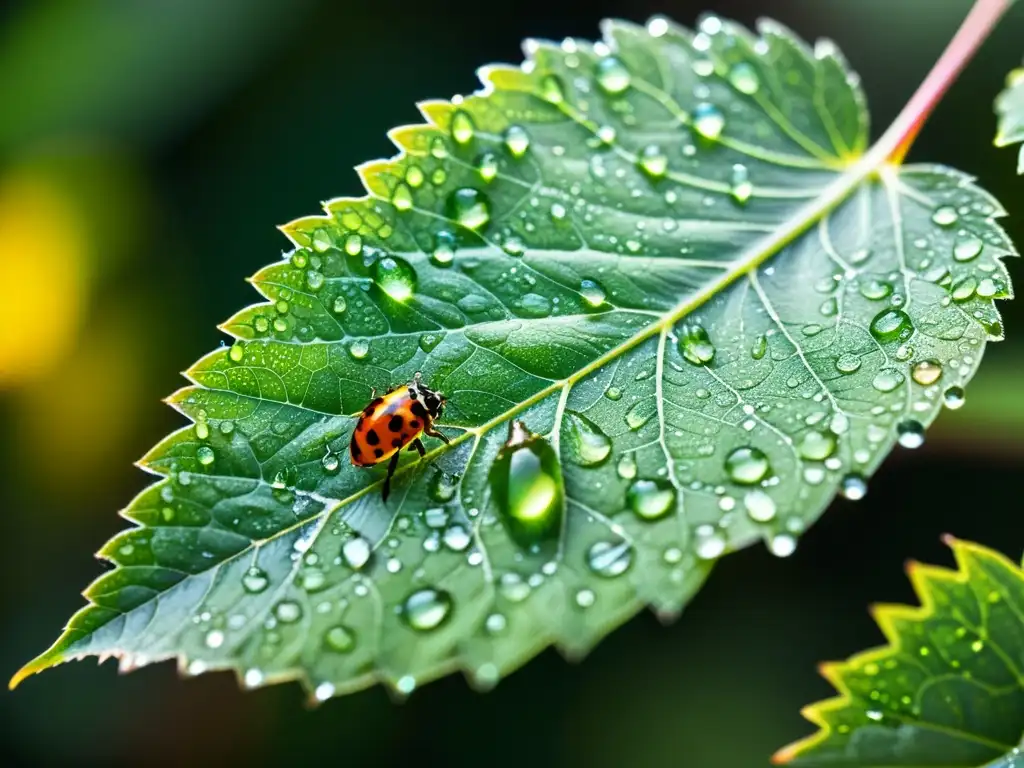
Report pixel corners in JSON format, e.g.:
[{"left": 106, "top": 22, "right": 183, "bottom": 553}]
[{"left": 1, "top": 0, "right": 1022, "bottom": 765}]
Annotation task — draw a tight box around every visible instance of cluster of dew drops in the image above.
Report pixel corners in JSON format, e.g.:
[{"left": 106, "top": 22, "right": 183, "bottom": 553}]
[{"left": 178, "top": 16, "right": 1004, "bottom": 696}]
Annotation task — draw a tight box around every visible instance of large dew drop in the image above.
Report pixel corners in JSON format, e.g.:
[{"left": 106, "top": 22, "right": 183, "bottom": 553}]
[
  {"left": 586, "top": 539, "right": 633, "bottom": 577},
  {"left": 728, "top": 62, "right": 760, "bottom": 94},
  {"left": 372, "top": 256, "right": 417, "bottom": 302},
  {"left": 595, "top": 56, "right": 631, "bottom": 94},
  {"left": 450, "top": 110, "right": 475, "bottom": 145},
  {"left": 627, "top": 479, "right": 676, "bottom": 521},
  {"left": 402, "top": 587, "right": 453, "bottom": 631},
  {"left": 798, "top": 431, "right": 836, "bottom": 461},
  {"left": 678, "top": 323, "right": 715, "bottom": 365},
  {"left": 564, "top": 412, "right": 612, "bottom": 467},
  {"left": 869, "top": 308, "right": 914, "bottom": 343},
  {"left": 488, "top": 420, "right": 565, "bottom": 549},
  {"left": 446, "top": 188, "right": 491, "bottom": 231},
  {"left": 724, "top": 446, "right": 770, "bottom": 485},
  {"left": 503, "top": 125, "right": 531, "bottom": 158},
  {"left": 693, "top": 102, "right": 725, "bottom": 139}
]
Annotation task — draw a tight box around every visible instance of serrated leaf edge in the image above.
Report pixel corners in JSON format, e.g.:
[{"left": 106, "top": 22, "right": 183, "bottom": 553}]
[{"left": 772, "top": 536, "right": 1024, "bottom": 764}]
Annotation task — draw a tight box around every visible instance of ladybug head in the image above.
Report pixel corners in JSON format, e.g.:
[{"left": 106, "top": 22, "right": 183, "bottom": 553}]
[{"left": 412, "top": 372, "right": 445, "bottom": 419}]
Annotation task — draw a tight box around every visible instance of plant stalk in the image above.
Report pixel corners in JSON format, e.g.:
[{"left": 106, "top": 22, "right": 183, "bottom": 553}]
[{"left": 882, "top": 0, "right": 1012, "bottom": 164}]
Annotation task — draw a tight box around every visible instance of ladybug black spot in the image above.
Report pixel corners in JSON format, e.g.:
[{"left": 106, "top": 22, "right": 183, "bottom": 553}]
[
  {"left": 373, "top": 448, "right": 384, "bottom": 458},
  {"left": 388, "top": 415, "right": 404, "bottom": 432},
  {"left": 365, "top": 428, "right": 380, "bottom": 446},
  {"left": 411, "top": 401, "right": 428, "bottom": 419},
  {"left": 351, "top": 442, "right": 362, "bottom": 459},
  {"left": 409, "top": 419, "right": 420, "bottom": 430},
  {"left": 392, "top": 438, "right": 403, "bottom": 448}
]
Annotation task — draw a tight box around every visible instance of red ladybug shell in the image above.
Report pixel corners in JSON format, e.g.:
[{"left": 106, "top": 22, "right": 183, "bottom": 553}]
[{"left": 349, "top": 380, "right": 443, "bottom": 466}]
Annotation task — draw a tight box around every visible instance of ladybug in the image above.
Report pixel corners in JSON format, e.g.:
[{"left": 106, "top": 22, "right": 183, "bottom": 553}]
[{"left": 350, "top": 372, "right": 450, "bottom": 501}]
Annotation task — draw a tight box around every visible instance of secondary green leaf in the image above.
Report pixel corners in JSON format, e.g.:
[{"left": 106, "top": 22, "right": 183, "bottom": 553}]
[
  {"left": 13, "top": 14, "right": 1017, "bottom": 700},
  {"left": 996, "top": 60, "right": 1024, "bottom": 173},
  {"left": 774, "top": 538, "right": 1024, "bottom": 767}
]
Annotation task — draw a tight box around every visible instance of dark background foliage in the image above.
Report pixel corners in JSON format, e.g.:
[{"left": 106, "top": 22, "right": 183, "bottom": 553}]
[{"left": 0, "top": 1, "right": 1020, "bottom": 765}]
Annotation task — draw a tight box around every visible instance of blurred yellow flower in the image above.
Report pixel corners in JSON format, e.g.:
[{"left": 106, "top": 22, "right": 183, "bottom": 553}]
[{"left": 0, "top": 169, "right": 88, "bottom": 388}]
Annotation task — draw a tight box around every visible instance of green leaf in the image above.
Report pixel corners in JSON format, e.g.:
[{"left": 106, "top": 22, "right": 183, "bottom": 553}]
[
  {"left": 996, "top": 61, "right": 1024, "bottom": 174},
  {"left": 13, "top": 15, "right": 1017, "bottom": 700},
  {"left": 774, "top": 538, "right": 1024, "bottom": 767}
]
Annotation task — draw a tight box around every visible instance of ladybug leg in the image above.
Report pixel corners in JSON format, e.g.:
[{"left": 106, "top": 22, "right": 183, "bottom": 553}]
[
  {"left": 381, "top": 451, "right": 401, "bottom": 502},
  {"left": 424, "top": 425, "right": 451, "bottom": 445},
  {"left": 408, "top": 438, "right": 426, "bottom": 456}
]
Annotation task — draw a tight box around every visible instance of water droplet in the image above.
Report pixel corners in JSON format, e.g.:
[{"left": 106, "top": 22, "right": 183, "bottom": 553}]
[
  {"left": 896, "top": 419, "right": 925, "bottom": 448},
  {"left": 693, "top": 102, "right": 725, "bottom": 139},
  {"left": 931, "top": 206, "right": 958, "bottom": 227},
  {"left": 253, "top": 316, "right": 270, "bottom": 334},
  {"left": 951, "top": 276, "right": 977, "bottom": 301},
  {"left": 596, "top": 56, "right": 631, "bottom": 94},
  {"left": 860, "top": 279, "right": 893, "bottom": 301},
  {"left": 402, "top": 587, "right": 453, "bottom": 631},
  {"left": 372, "top": 256, "right": 417, "bottom": 302},
  {"left": 321, "top": 450, "right": 340, "bottom": 474},
  {"left": 274, "top": 601, "right": 302, "bottom": 623},
  {"left": 872, "top": 368, "right": 904, "bottom": 393},
  {"left": 540, "top": 74, "right": 565, "bottom": 104},
  {"left": 751, "top": 334, "right": 767, "bottom": 360},
  {"left": 870, "top": 308, "right": 914, "bottom": 343},
  {"left": 405, "top": 165, "right": 424, "bottom": 188},
  {"left": 312, "top": 229, "right": 333, "bottom": 252},
  {"left": 391, "top": 182, "right": 414, "bottom": 212},
  {"left": 586, "top": 539, "right": 633, "bottom": 577},
  {"left": 616, "top": 453, "right": 637, "bottom": 480},
  {"left": 228, "top": 342, "right": 245, "bottom": 363},
  {"left": 579, "top": 278, "right": 607, "bottom": 307},
  {"left": 835, "top": 353, "right": 862, "bottom": 374},
  {"left": 476, "top": 152, "right": 499, "bottom": 183},
  {"left": 724, "top": 446, "right": 770, "bottom": 485},
  {"left": 431, "top": 230, "right": 456, "bottom": 267},
  {"left": 840, "top": 473, "right": 867, "bottom": 500},
  {"left": 729, "top": 164, "right": 752, "bottom": 204},
  {"left": 604, "top": 386, "right": 622, "bottom": 401},
  {"left": 728, "top": 62, "right": 760, "bottom": 94},
  {"left": 291, "top": 250, "right": 309, "bottom": 269},
  {"left": 743, "top": 490, "right": 777, "bottom": 522},
  {"left": 565, "top": 413, "right": 612, "bottom": 466},
  {"left": 943, "top": 386, "right": 965, "bottom": 409},
  {"left": 205, "top": 629, "right": 224, "bottom": 649},
  {"left": 798, "top": 431, "right": 836, "bottom": 461},
  {"left": 575, "top": 588, "right": 596, "bottom": 608},
  {"left": 451, "top": 110, "right": 475, "bottom": 145},
  {"left": 195, "top": 445, "right": 215, "bottom": 467},
  {"left": 242, "top": 566, "right": 269, "bottom": 593},
  {"left": 429, "top": 470, "right": 458, "bottom": 502},
  {"left": 627, "top": 479, "right": 676, "bottom": 521},
  {"left": 953, "top": 234, "right": 983, "bottom": 262},
  {"left": 625, "top": 400, "right": 655, "bottom": 430},
  {"left": 769, "top": 534, "right": 797, "bottom": 558},
  {"left": 443, "top": 524, "right": 471, "bottom": 552},
  {"left": 349, "top": 339, "right": 369, "bottom": 359},
  {"left": 694, "top": 525, "right": 726, "bottom": 559},
  {"left": 396, "top": 675, "right": 416, "bottom": 695},
  {"left": 489, "top": 420, "right": 564, "bottom": 548},
  {"left": 244, "top": 669, "right": 264, "bottom": 687},
  {"left": 911, "top": 359, "right": 942, "bottom": 386},
  {"left": 485, "top": 613, "right": 507, "bottom": 634},
  {"left": 344, "top": 233, "right": 362, "bottom": 256},
  {"left": 332, "top": 295, "right": 347, "bottom": 314},
  {"left": 678, "top": 323, "right": 715, "bottom": 365},
  {"left": 342, "top": 536, "right": 372, "bottom": 570},
  {"left": 504, "top": 125, "right": 531, "bottom": 158},
  {"left": 638, "top": 145, "right": 668, "bottom": 179},
  {"left": 446, "top": 188, "right": 491, "bottom": 231}
]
